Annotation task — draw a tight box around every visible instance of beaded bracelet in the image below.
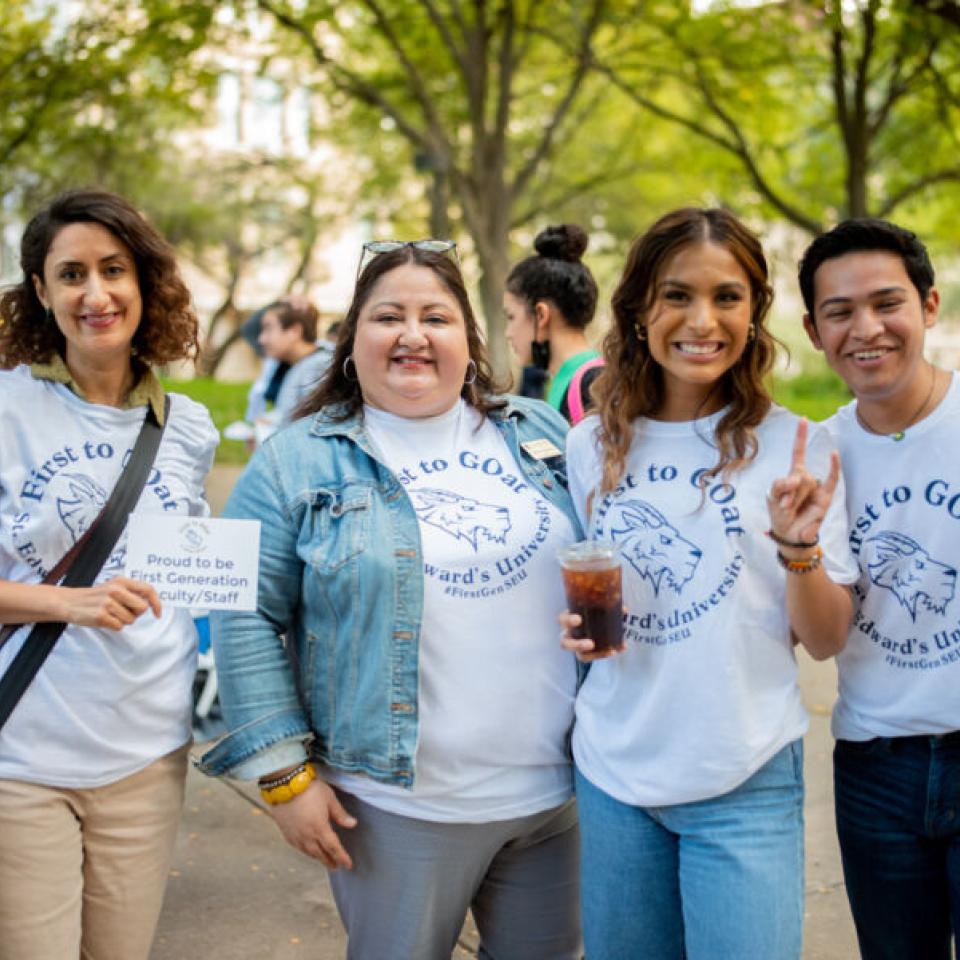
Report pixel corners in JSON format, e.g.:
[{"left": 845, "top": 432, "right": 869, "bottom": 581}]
[
  {"left": 766, "top": 529, "right": 819, "bottom": 549},
  {"left": 259, "top": 762, "right": 317, "bottom": 805},
  {"left": 776, "top": 546, "right": 823, "bottom": 575}
]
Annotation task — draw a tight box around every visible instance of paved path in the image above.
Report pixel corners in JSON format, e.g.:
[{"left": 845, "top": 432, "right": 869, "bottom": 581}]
[{"left": 152, "top": 466, "right": 860, "bottom": 957}]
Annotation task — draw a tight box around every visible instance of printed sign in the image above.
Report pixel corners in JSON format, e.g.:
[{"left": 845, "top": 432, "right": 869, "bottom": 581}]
[{"left": 125, "top": 515, "right": 260, "bottom": 611}]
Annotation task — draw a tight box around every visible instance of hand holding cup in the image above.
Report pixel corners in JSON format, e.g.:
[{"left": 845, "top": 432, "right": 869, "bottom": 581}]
[{"left": 558, "top": 542, "right": 625, "bottom": 662}]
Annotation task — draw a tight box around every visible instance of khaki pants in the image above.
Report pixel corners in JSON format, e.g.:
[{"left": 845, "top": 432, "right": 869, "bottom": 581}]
[{"left": 0, "top": 743, "right": 189, "bottom": 960}]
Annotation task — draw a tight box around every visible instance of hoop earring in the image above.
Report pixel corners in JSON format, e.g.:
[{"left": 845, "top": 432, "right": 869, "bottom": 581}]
[
  {"left": 464, "top": 359, "right": 478, "bottom": 385},
  {"left": 747, "top": 323, "right": 756, "bottom": 341},
  {"left": 634, "top": 321, "right": 647, "bottom": 341},
  {"left": 342, "top": 356, "right": 358, "bottom": 382},
  {"left": 45, "top": 307, "right": 55, "bottom": 324}
]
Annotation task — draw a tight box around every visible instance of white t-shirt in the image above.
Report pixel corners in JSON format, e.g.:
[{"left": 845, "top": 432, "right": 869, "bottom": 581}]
[
  {"left": 327, "top": 400, "right": 578, "bottom": 822},
  {"left": 827, "top": 373, "right": 960, "bottom": 740},
  {"left": 0, "top": 367, "right": 218, "bottom": 787},
  {"left": 567, "top": 405, "right": 858, "bottom": 807}
]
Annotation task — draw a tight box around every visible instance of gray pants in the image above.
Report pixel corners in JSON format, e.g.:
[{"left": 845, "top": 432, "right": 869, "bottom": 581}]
[{"left": 328, "top": 793, "right": 581, "bottom": 960}]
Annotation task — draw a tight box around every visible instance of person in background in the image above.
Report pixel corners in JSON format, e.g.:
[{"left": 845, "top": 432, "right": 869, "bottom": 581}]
[
  {"left": 798, "top": 218, "right": 960, "bottom": 960},
  {"left": 257, "top": 295, "right": 333, "bottom": 427},
  {"left": 201, "top": 240, "right": 584, "bottom": 960},
  {"left": 240, "top": 305, "right": 289, "bottom": 423},
  {"left": 0, "top": 188, "right": 217, "bottom": 960},
  {"left": 563, "top": 207, "right": 858, "bottom": 960},
  {"left": 504, "top": 224, "right": 602, "bottom": 424}
]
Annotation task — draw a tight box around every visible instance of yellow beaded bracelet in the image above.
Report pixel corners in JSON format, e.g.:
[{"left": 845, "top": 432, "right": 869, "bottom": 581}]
[{"left": 259, "top": 762, "right": 317, "bottom": 805}]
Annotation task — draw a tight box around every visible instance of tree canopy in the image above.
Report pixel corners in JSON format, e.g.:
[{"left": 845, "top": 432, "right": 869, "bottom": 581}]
[{"left": 2, "top": 0, "right": 959, "bottom": 372}]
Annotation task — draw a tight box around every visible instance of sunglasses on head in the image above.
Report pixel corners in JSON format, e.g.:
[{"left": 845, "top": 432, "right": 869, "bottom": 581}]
[{"left": 357, "top": 239, "right": 458, "bottom": 278}]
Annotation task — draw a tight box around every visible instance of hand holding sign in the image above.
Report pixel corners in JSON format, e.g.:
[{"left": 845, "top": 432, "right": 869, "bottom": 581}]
[
  {"left": 61, "top": 578, "right": 162, "bottom": 629},
  {"left": 125, "top": 516, "right": 260, "bottom": 611},
  {"left": 766, "top": 418, "right": 840, "bottom": 549}
]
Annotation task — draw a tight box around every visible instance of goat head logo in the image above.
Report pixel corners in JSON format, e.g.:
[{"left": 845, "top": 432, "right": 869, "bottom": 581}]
[
  {"left": 609, "top": 500, "right": 702, "bottom": 597},
  {"left": 409, "top": 488, "right": 511, "bottom": 551},
  {"left": 866, "top": 531, "right": 956, "bottom": 621}
]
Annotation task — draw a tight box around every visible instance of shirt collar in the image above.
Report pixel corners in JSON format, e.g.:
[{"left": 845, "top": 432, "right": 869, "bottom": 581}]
[{"left": 30, "top": 354, "right": 168, "bottom": 425}]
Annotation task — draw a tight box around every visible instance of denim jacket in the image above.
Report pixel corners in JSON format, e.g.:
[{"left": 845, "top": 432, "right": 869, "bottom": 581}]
[{"left": 198, "top": 396, "right": 582, "bottom": 786}]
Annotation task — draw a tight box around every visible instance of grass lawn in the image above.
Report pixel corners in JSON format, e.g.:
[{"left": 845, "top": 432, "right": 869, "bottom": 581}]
[
  {"left": 166, "top": 369, "right": 854, "bottom": 466},
  {"left": 771, "top": 367, "right": 852, "bottom": 423},
  {"left": 162, "top": 378, "right": 251, "bottom": 465}
]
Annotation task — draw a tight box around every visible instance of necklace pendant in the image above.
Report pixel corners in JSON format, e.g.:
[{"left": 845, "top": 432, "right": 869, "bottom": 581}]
[{"left": 891, "top": 431, "right": 906, "bottom": 441}]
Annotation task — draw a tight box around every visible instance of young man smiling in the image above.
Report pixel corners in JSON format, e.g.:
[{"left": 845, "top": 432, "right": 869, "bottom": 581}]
[{"left": 799, "top": 219, "right": 959, "bottom": 960}]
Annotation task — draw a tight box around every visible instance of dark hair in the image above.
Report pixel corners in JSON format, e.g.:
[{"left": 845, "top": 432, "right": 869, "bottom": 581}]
[
  {"left": 296, "top": 246, "right": 506, "bottom": 420},
  {"left": 798, "top": 218, "right": 935, "bottom": 318},
  {"left": 505, "top": 224, "right": 598, "bottom": 330},
  {"left": 0, "top": 189, "right": 198, "bottom": 368},
  {"left": 265, "top": 299, "right": 319, "bottom": 342},
  {"left": 593, "top": 207, "right": 776, "bottom": 492}
]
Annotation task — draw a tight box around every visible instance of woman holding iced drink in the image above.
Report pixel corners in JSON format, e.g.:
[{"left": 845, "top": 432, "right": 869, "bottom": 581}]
[{"left": 562, "top": 208, "right": 857, "bottom": 959}]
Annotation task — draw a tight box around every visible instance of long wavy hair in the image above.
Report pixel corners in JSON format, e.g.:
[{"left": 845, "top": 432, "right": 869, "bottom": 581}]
[
  {"left": 593, "top": 208, "right": 776, "bottom": 493},
  {"left": 0, "top": 189, "right": 198, "bottom": 368},
  {"left": 297, "top": 245, "right": 506, "bottom": 421}
]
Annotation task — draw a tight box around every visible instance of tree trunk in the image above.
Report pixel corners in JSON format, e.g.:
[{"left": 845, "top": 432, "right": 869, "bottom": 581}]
[
  {"left": 197, "top": 326, "right": 243, "bottom": 378},
  {"left": 477, "top": 249, "right": 510, "bottom": 381},
  {"left": 426, "top": 170, "right": 451, "bottom": 240},
  {"left": 846, "top": 151, "right": 869, "bottom": 218},
  {"left": 466, "top": 185, "right": 512, "bottom": 381}
]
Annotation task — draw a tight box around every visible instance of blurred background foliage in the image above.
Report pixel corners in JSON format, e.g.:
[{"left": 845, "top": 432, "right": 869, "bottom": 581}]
[{"left": 3, "top": 0, "right": 959, "bottom": 439}]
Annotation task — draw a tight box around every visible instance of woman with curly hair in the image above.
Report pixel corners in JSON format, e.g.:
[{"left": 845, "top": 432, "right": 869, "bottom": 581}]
[
  {"left": 561, "top": 208, "right": 858, "bottom": 959},
  {"left": 0, "top": 189, "right": 217, "bottom": 960}
]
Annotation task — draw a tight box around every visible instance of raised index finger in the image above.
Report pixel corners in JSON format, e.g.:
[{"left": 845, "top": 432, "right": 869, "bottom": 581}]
[
  {"left": 820, "top": 449, "right": 841, "bottom": 500},
  {"left": 790, "top": 417, "right": 809, "bottom": 474}
]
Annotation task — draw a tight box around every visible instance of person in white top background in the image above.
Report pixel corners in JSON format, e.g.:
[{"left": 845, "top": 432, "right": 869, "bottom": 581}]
[
  {"left": 0, "top": 189, "right": 217, "bottom": 960},
  {"left": 562, "top": 207, "right": 859, "bottom": 960},
  {"left": 799, "top": 218, "right": 960, "bottom": 960}
]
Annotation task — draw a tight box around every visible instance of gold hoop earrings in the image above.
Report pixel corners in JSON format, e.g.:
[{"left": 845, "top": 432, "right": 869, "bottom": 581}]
[{"left": 634, "top": 321, "right": 647, "bottom": 342}]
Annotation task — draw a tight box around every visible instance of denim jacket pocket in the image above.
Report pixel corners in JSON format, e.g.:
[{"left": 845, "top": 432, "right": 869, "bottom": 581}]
[{"left": 307, "top": 485, "right": 372, "bottom": 573}]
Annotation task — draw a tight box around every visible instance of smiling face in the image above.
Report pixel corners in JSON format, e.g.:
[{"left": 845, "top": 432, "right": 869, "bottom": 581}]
[
  {"left": 352, "top": 263, "right": 472, "bottom": 418},
  {"left": 644, "top": 241, "right": 753, "bottom": 420},
  {"left": 32, "top": 222, "right": 142, "bottom": 370},
  {"left": 804, "top": 250, "right": 938, "bottom": 408}
]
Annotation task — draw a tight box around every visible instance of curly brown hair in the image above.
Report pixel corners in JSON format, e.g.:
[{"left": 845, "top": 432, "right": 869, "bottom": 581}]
[
  {"left": 593, "top": 207, "right": 776, "bottom": 493},
  {"left": 296, "top": 244, "right": 507, "bottom": 421},
  {"left": 0, "top": 189, "right": 198, "bottom": 368}
]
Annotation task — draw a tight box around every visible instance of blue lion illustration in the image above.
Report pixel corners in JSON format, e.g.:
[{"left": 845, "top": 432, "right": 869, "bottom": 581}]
[
  {"left": 866, "top": 531, "right": 956, "bottom": 621},
  {"left": 609, "top": 500, "right": 702, "bottom": 597},
  {"left": 55, "top": 473, "right": 108, "bottom": 542},
  {"left": 408, "top": 488, "right": 511, "bottom": 551}
]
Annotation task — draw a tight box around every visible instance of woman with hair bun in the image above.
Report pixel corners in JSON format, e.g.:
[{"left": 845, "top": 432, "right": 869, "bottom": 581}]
[{"left": 504, "top": 224, "right": 601, "bottom": 424}]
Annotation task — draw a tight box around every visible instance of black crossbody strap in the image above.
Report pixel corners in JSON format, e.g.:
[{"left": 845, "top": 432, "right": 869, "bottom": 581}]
[{"left": 0, "top": 396, "right": 170, "bottom": 732}]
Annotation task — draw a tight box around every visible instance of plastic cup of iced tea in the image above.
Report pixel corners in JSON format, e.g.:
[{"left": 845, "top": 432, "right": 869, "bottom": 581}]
[{"left": 558, "top": 541, "right": 624, "bottom": 654}]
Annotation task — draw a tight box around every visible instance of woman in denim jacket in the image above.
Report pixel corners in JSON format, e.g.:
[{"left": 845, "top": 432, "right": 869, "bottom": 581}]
[{"left": 201, "top": 242, "right": 583, "bottom": 959}]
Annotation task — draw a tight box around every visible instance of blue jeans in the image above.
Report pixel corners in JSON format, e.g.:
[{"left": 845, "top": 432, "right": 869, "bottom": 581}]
[
  {"left": 575, "top": 740, "right": 804, "bottom": 960},
  {"left": 834, "top": 734, "right": 960, "bottom": 960}
]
